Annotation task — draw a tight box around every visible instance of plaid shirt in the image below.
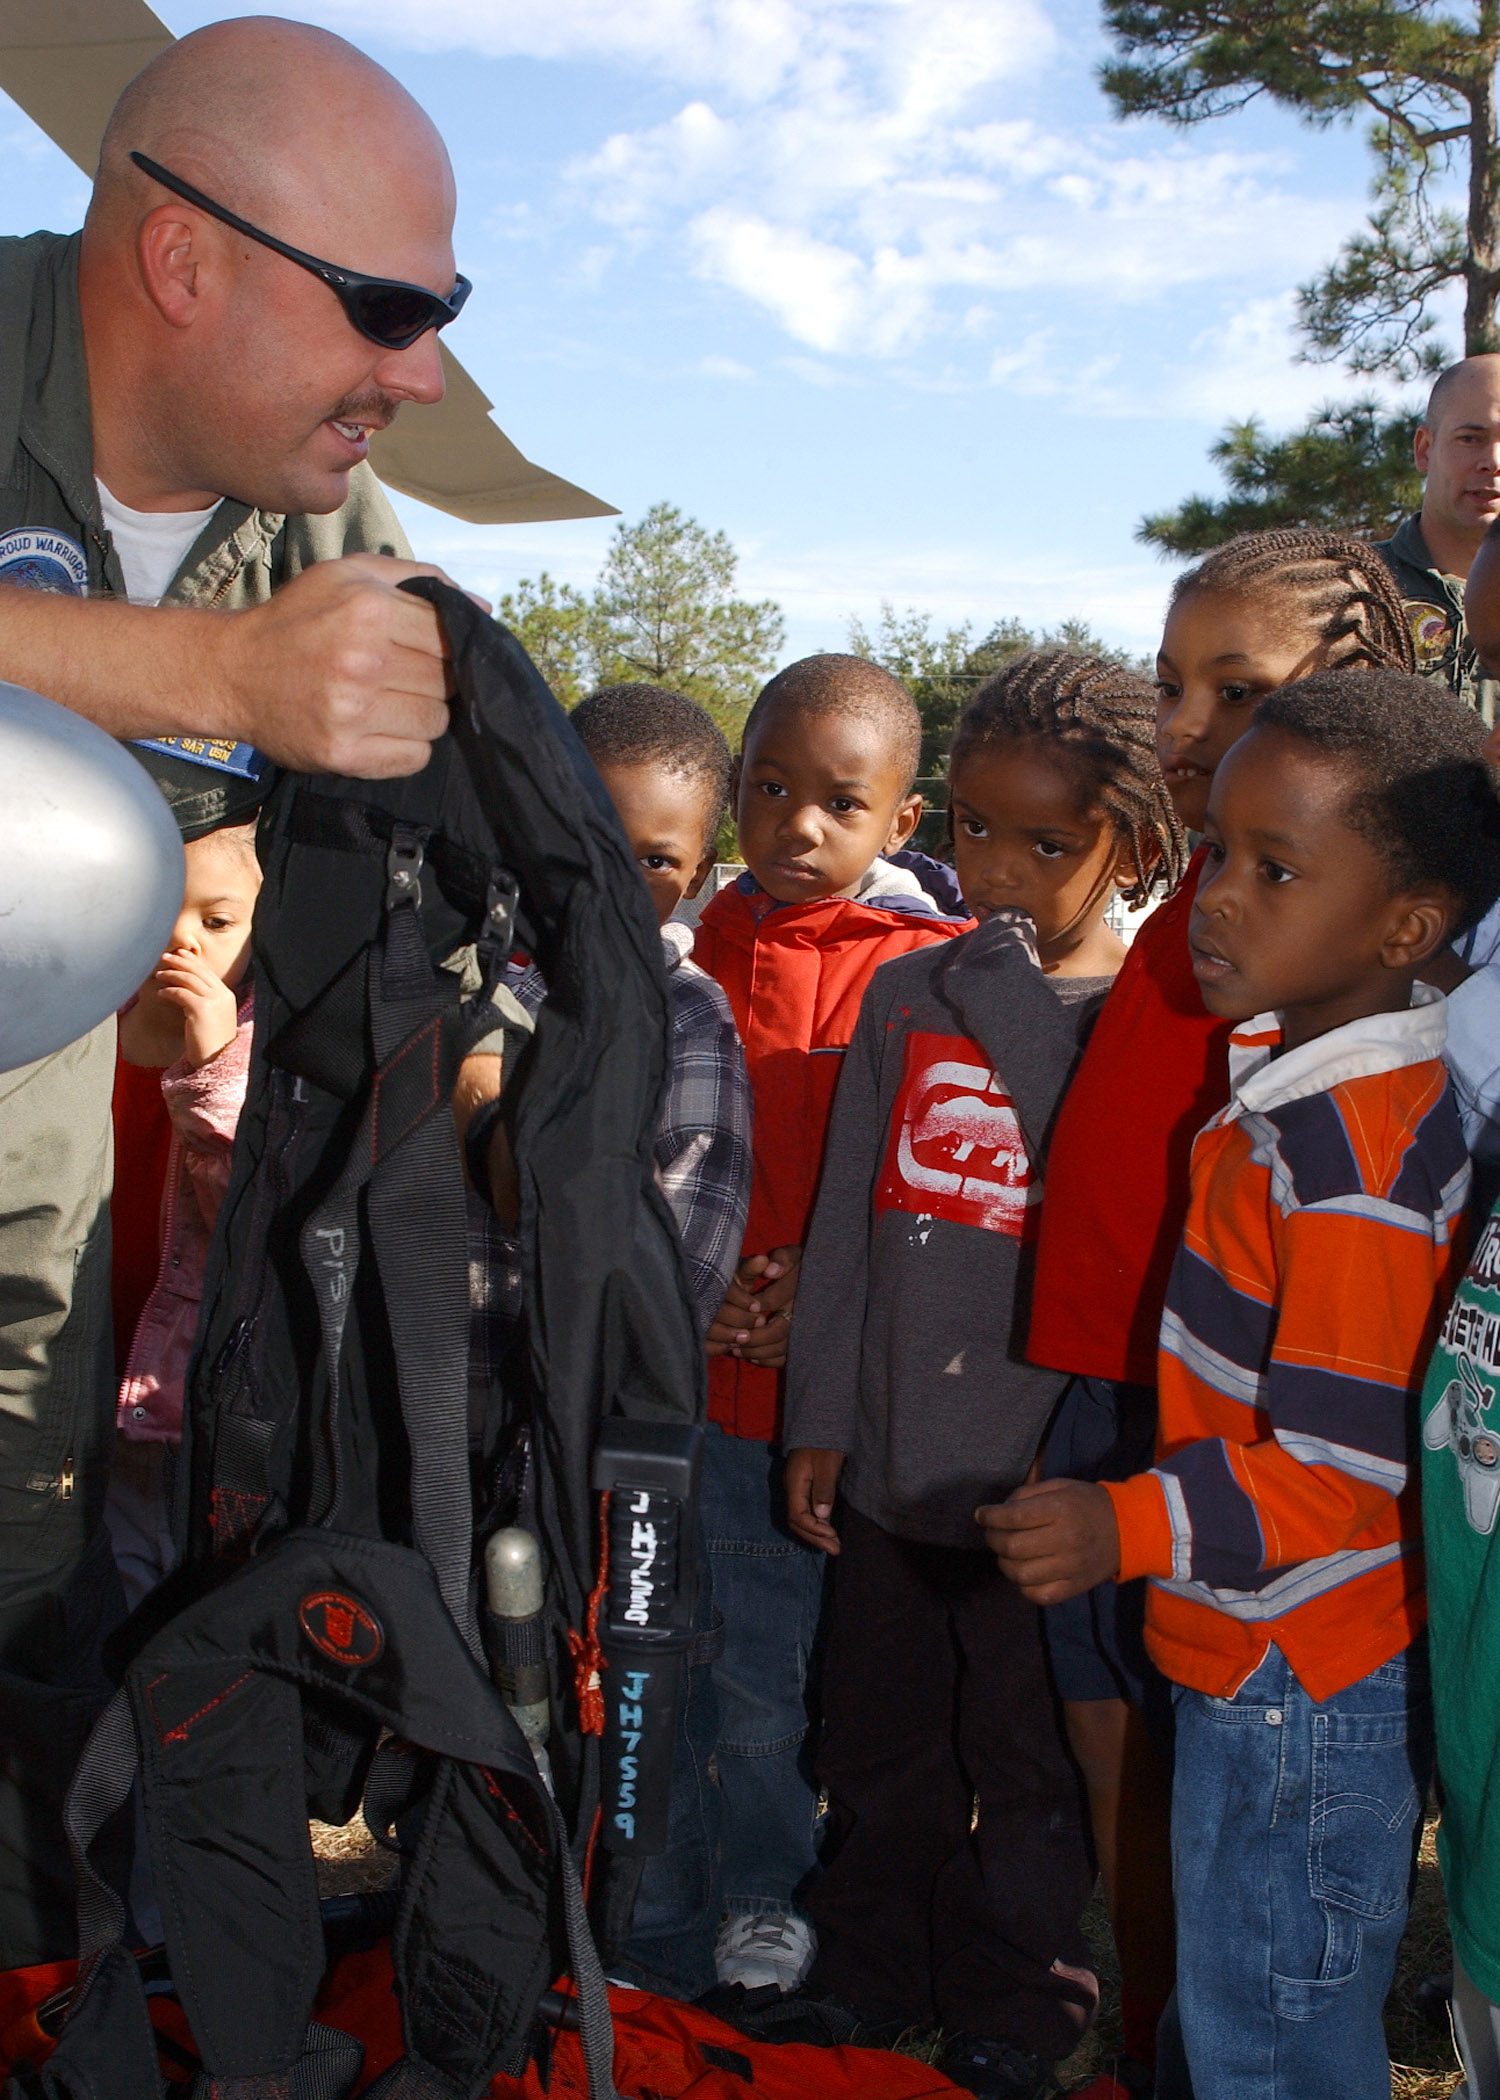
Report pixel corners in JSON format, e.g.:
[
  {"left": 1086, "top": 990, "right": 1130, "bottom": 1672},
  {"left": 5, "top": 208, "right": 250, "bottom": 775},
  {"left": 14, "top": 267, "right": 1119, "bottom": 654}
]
[{"left": 469, "top": 922, "right": 751, "bottom": 1407}]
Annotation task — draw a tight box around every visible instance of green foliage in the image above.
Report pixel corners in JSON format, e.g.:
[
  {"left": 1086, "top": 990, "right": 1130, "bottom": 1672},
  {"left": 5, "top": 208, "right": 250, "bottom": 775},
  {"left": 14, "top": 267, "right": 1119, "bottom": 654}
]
[
  {"left": 589, "top": 503, "right": 784, "bottom": 739},
  {"left": 1137, "top": 400, "right": 1424, "bottom": 555},
  {"left": 1099, "top": 0, "right": 1500, "bottom": 376},
  {"left": 496, "top": 503, "right": 786, "bottom": 737},
  {"left": 848, "top": 602, "right": 1146, "bottom": 776},
  {"left": 494, "top": 571, "right": 593, "bottom": 709}
]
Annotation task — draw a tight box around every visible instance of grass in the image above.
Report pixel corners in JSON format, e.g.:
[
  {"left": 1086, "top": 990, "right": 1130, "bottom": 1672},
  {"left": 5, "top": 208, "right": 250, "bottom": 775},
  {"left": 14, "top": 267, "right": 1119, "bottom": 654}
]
[{"left": 308, "top": 1812, "right": 1468, "bottom": 2096}]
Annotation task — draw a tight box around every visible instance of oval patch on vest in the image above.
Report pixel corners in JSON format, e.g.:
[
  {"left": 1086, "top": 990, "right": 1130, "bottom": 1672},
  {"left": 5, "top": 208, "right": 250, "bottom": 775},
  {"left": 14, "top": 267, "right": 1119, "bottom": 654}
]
[
  {"left": 298, "top": 1590, "right": 384, "bottom": 1666},
  {"left": 0, "top": 528, "right": 88, "bottom": 595}
]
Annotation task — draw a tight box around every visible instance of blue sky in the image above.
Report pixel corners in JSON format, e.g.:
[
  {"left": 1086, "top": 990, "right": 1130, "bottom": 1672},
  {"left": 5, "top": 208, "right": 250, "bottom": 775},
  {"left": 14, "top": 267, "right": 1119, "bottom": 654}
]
[{"left": 0, "top": 0, "right": 1442, "bottom": 661}]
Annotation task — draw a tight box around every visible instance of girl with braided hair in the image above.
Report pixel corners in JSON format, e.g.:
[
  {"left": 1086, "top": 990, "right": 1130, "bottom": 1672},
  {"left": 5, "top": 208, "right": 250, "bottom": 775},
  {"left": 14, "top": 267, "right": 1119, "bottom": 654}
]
[
  {"left": 1155, "top": 528, "right": 1414, "bottom": 831},
  {"left": 1015, "top": 530, "right": 1416, "bottom": 2100},
  {"left": 777, "top": 653, "right": 1179, "bottom": 2098}
]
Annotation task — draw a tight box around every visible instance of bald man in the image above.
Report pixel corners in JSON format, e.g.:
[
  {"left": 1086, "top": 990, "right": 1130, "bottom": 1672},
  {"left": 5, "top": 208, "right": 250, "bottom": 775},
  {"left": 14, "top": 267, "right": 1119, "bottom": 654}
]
[
  {"left": 0, "top": 16, "right": 470, "bottom": 1965},
  {"left": 1374, "top": 354, "right": 1500, "bottom": 723}
]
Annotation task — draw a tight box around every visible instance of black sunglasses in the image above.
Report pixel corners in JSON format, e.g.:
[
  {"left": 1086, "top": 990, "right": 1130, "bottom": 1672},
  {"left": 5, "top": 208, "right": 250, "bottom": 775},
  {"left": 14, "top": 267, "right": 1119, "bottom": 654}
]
[{"left": 130, "top": 151, "right": 471, "bottom": 351}]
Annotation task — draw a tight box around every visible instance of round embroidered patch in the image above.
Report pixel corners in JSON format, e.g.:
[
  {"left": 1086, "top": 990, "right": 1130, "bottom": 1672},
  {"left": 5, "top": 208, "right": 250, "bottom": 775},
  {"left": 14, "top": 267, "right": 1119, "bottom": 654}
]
[
  {"left": 0, "top": 528, "right": 88, "bottom": 595},
  {"left": 298, "top": 1590, "right": 384, "bottom": 1666}
]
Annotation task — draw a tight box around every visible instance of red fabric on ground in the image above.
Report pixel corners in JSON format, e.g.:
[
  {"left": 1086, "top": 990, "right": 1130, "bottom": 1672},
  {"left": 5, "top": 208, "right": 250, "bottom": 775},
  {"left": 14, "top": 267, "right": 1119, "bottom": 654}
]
[{"left": 0, "top": 1950, "right": 966, "bottom": 2098}]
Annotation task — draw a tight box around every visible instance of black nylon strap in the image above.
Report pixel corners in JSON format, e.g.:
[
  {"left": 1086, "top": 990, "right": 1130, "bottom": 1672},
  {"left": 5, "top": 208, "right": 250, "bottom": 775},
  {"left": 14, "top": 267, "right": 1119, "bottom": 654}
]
[
  {"left": 63, "top": 1690, "right": 137, "bottom": 1959},
  {"left": 35, "top": 1692, "right": 161, "bottom": 2100},
  {"left": 547, "top": 1795, "right": 620, "bottom": 2100}
]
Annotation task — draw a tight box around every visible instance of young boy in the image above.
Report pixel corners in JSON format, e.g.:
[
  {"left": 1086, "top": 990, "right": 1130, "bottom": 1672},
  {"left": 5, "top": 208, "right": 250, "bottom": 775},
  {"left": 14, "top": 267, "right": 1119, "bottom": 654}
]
[
  {"left": 1411, "top": 525, "right": 1500, "bottom": 2100},
  {"left": 1422, "top": 1186, "right": 1500, "bottom": 2100},
  {"left": 465, "top": 681, "right": 751, "bottom": 1338},
  {"left": 690, "top": 654, "right": 967, "bottom": 1999},
  {"left": 986, "top": 667, "right": 1500, "bottom": 2100}
]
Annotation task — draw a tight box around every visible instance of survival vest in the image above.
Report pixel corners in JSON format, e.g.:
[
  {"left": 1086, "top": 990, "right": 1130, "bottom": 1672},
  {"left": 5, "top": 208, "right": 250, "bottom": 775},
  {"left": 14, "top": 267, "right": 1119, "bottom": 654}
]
[{"left": 13, "top": 584, "right": 705, "bottom": 2100}]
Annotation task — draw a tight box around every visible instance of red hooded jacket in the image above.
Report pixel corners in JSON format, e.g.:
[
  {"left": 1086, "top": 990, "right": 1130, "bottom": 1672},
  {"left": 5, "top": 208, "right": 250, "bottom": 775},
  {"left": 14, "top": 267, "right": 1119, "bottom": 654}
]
[{"left": 694, "top": 871, "right": 966, "bottom": 1440}]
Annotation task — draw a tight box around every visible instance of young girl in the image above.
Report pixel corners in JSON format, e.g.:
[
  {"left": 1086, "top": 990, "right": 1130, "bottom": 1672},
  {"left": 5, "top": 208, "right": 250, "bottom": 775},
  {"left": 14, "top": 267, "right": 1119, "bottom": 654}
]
[
  {"left": 1023, "top": 531, "right": 1415, "bottom": 2100},
  {"left": 778, "top": 651, "right": 1184, "bottom": 2100},
  {"left": 107, "top": 817, "right": 262, "bottom": 1611}
]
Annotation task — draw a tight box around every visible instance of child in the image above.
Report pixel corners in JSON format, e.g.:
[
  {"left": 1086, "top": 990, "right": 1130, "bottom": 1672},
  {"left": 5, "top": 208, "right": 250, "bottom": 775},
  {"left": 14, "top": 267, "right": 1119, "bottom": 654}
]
[
  {"left": 462, "top": 685, "right": 753, "bottom": 1998},
  {"left": 1022, "top": 531, "right": 1416, "bottom": 2096},
  {"left": 465, "top": 683, "right": 751, "bottom": 1332},
  {"left": 987, "top": 668, "right": 1500, "bottom": 2100},
  {"left": 1423, "top": 1192, "right": 1500, "bottom": 2100},
  {"left": 107, "top": 817, "right": 262, "bottom": 1611},
  {"left": 690, "top": 654, "right": 967, "bottom": 1998},
  {"left": 778, "top": 652, "right": 1184, "bottom": 2100}
]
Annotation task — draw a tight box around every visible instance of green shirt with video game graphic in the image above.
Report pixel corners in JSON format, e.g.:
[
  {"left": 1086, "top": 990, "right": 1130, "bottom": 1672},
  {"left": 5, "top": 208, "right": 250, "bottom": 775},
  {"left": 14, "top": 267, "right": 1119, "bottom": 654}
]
[{"left": 1423, "top": 1194, "right": 1500, "bottom": 2003}]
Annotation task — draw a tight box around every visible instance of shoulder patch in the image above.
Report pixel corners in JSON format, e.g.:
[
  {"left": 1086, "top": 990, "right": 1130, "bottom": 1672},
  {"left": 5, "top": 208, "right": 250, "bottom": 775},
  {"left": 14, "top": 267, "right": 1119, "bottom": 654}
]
[
  {"left": 1406, "top": 599, "right": 1455, "bottom": 671},
  {"left": 0, "top": 527, "right": 87, "bottom": 595}
]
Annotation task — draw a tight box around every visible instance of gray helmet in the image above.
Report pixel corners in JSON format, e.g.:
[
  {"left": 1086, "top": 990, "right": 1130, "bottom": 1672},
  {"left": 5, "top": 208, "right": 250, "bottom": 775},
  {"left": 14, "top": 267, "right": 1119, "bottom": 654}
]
[{"left": 0, "top": 682, "right": 185, "bottom": 1072}]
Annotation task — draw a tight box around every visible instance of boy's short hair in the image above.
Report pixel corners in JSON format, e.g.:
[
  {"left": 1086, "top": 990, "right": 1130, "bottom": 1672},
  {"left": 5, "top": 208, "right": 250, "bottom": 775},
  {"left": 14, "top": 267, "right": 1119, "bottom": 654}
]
[
  {"left": 743, "top": 654, "right": 923, "bottom": 796},
  {"left": 570, "top": 684, "right": 732, "bottom": 852},
  {"left": 1255, "top": 668, "right": 1500, "bottom": 933}
]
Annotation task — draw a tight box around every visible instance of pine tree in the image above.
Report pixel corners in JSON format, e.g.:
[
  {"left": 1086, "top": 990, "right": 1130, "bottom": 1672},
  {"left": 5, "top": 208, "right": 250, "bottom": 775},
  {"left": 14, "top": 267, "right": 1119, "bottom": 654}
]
[{"left": 1103, "top": 0, "right": 1500, "bottom": 551}]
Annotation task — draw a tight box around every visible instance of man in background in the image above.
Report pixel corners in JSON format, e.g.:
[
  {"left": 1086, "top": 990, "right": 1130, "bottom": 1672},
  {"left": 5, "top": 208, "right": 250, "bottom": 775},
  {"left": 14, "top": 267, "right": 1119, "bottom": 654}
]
[{"left": 1375, "top": 353, "right": 1500, "bottom": 721}]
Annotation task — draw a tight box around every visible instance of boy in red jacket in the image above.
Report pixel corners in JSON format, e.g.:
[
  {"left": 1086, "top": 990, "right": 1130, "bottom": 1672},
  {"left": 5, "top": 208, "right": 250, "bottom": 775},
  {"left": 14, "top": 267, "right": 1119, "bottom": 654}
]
[{"left": 691, "top": 654, "right": 967, "bottom": 2000}]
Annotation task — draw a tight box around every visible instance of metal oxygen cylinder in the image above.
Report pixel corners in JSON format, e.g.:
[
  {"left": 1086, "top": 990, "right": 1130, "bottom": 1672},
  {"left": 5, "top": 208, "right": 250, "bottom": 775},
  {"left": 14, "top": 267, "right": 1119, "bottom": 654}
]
[{"left": 484, "top": 1526, "right": 554, "bottom": 1789}]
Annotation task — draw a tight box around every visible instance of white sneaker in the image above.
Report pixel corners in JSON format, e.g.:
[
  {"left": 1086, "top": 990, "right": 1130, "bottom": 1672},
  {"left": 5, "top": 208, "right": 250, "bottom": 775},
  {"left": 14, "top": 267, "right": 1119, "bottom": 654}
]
[{"left": 714, "top": 1910, "right": 817, "bottom": 1993}]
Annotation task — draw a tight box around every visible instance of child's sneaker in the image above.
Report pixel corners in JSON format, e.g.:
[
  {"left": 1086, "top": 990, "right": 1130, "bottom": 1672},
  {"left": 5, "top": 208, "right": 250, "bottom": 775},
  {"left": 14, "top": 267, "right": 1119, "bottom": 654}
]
[
  {"left": 713, "top": 1912, "right": 816, "bottom": 1993},
  {"left": 937, "top": 2034, "right": 1056, "bottom": 2100}
]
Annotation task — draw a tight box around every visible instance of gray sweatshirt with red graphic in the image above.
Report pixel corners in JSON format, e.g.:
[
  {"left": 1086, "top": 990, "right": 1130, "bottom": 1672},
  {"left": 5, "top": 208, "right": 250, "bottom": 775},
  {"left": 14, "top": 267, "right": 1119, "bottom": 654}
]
[{"left": 784, "top": 911, "right": 1107, "bottom": 1548}]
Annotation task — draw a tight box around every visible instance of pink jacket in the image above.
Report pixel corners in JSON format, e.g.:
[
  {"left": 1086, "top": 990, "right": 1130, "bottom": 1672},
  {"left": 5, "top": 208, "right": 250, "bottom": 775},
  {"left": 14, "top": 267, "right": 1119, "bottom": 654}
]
[{"left": 117, "top": 992, "right": 253, "bottom": 1444}]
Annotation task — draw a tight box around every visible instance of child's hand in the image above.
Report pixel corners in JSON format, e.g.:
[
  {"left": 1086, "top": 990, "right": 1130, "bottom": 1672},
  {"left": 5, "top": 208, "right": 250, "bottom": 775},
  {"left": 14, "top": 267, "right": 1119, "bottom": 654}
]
[
  {"left": 705, "top": 1247, "right": 803, "bottom": 1365},
  {"left": 154, "top": 949, "right": 239, "bottom": 1069},
  {"left": 786, "top": 1447, "right": 844, "bottom": 1553},
  {"left": 453, "top": 1051, "right": 502, "bottom": 1148},
  {"left": 977, "top": 1478, "right": 1120, "bottom": 1605}
]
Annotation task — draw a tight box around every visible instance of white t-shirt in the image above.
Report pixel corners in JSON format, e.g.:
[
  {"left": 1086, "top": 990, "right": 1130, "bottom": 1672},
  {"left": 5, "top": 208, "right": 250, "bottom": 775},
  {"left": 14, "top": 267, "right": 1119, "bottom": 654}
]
[{"left": 96, "top": 479, "right": 222, "bottom": 605}]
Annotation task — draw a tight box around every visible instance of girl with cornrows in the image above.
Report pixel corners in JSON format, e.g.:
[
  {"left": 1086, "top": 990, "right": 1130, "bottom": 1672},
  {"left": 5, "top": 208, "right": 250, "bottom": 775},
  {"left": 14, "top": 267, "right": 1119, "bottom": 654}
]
[
  {"left": 1020, "top": 529, "right": 1416, "bottom": 2100},
  {"left": 778, "top": 651, "right": 1184, "bottom": 2100}
]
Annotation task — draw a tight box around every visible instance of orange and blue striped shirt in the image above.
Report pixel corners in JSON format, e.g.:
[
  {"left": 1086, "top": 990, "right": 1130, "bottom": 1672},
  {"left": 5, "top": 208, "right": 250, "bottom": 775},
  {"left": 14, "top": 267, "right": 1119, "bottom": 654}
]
[{"left": 1105, "top": 990, "right": 1470, "bottom": 1700}]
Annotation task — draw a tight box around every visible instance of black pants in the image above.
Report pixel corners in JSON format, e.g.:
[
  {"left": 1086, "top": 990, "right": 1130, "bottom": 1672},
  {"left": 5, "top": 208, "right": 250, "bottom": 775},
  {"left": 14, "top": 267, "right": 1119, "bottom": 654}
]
[{"left": 807, "top": 1506, "right": 1095, "bottom": 2060}]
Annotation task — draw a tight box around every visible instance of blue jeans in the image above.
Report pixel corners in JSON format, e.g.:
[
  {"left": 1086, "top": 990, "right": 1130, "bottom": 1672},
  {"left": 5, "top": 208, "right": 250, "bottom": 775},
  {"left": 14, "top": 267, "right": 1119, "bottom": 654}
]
[
  {"left": 1169, "top": 1642, "right": 1430, "bottom": 2100},
  {"left": 618, "top": 1425, "right": 827, "bottom": 1998}
]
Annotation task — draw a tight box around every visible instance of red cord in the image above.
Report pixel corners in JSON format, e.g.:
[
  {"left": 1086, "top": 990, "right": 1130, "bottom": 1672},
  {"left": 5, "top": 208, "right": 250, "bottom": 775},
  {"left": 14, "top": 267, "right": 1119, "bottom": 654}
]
[{"left": 568, "top": 1490, "right": 610, "bottom": 1737}]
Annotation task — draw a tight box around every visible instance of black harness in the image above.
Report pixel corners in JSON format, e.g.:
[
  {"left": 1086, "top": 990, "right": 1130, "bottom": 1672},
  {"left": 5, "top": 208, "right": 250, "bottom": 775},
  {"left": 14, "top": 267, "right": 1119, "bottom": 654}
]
[{"left": 14, "top": 587, "right": 705, "bottom": 2100}]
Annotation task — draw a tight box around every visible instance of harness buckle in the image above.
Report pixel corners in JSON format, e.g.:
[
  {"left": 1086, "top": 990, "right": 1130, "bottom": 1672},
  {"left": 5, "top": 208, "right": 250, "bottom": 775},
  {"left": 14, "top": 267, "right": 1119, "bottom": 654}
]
[
  {"left": 483, "top": 871, "right": 519, "bottom": 953},
  {"left": 385, "top": 831, "right": 425, "bottom": 911}
]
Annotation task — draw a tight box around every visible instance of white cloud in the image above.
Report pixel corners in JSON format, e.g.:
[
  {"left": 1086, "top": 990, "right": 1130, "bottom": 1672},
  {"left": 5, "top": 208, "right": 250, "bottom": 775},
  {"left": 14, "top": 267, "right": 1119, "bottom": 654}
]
[
  {"left": 254, "top": 0, "right": 1042, "bottom": 105},
  {"left": 230, "top": 0, "right": 1376, "bottom": 400}
]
